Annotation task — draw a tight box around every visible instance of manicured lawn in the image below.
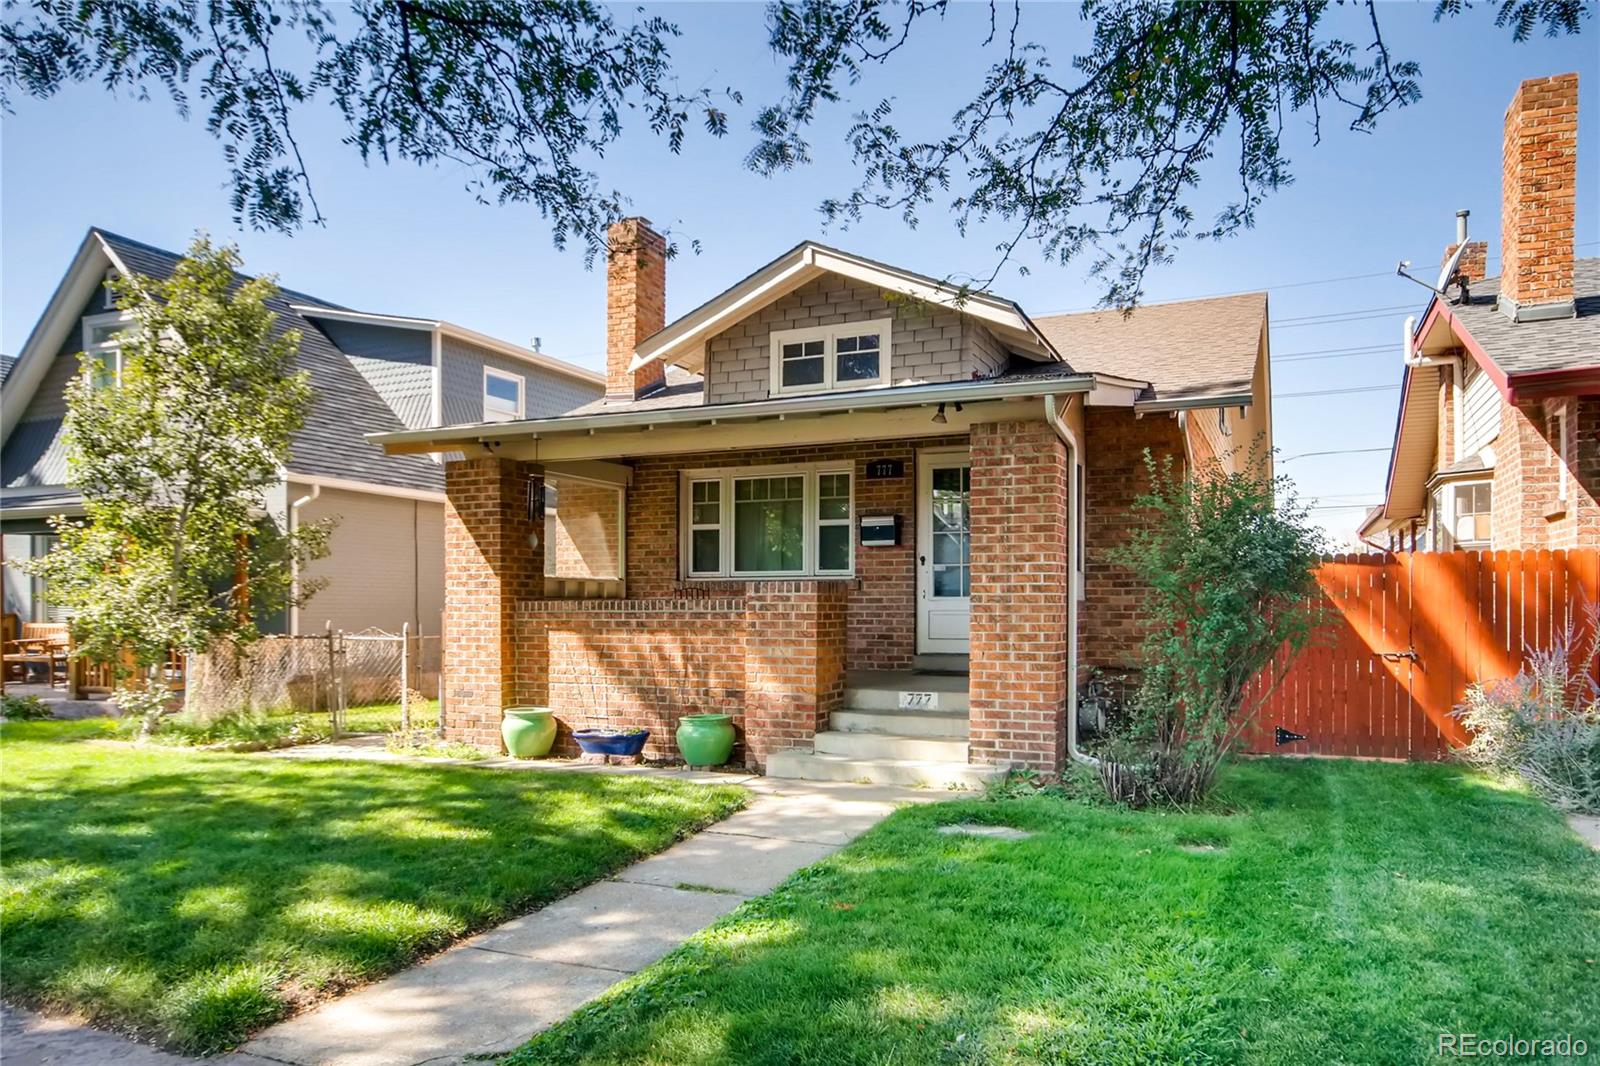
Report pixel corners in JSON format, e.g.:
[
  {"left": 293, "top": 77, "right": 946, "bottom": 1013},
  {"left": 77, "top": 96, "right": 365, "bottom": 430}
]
[
  {"left": 508, "top": 759, "right": 1600, "bottom": 1066},
  {"left": 0, "top": 719, "right": 745, "bottom": 1053}
]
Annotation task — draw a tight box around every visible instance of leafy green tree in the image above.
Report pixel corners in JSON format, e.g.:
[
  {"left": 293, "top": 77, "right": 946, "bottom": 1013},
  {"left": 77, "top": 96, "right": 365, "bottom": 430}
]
[
  {"left": 0, "top": 1, "right": 1583, "bottom": 303},
  {"left": 18, "top": 237, "right": 330, "bottom": 732},
  {"left": 1103, "top": 444, "right": 1325, "bottom": 806}
]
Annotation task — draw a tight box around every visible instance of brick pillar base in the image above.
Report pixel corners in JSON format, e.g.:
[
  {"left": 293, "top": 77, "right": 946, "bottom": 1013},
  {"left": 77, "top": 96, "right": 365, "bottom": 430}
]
[
  {"left": 743, "top": 580, "right": 848, "bottom": 770},
  {"left": 968, "top": 419, "right": 1069, "bottom": 773},
  {"left": 443, "top": 457, "right": 543, "bottom": 749}
]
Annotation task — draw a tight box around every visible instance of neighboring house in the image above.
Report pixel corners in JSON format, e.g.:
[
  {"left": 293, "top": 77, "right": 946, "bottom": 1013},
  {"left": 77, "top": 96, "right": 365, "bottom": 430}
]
[
  {"left": 1361, "top": 73, "right": 1598, "bottom": 552},
  {"left": 0, "top": 229, "right": 603, "bottom": 635},
  {"left": 372, "top": 217, "right": 1273, "bottom": 784}
]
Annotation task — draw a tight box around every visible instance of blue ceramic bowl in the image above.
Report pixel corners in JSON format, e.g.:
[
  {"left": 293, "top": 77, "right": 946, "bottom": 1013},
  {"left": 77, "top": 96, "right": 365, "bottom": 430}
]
[{"left": 572, "top": 728, "right": 650, "bottom": 756}]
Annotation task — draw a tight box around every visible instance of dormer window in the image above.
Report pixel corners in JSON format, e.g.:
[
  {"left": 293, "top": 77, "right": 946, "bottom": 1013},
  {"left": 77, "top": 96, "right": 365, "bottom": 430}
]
[
  {"left": 81, "top": 311, "right": 133, "bottom": 389},
  {"left": 770, "top": 319, "right": 892, "bottom": 394},
  {"left": 483, "top": 367, "right": 524, "bottom": 422}
]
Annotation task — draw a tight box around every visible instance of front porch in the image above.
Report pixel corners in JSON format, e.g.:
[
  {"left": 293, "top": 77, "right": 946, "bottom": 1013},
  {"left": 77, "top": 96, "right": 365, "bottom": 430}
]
[{"left": 438, "top": 416, "right": 1079, "bottom": 781}]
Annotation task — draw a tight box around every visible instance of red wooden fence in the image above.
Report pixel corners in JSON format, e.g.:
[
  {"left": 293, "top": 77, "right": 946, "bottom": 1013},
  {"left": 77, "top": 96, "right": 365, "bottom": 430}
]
[{"left": 1243, "top": 550, "right": 1600, "bottom": 761}]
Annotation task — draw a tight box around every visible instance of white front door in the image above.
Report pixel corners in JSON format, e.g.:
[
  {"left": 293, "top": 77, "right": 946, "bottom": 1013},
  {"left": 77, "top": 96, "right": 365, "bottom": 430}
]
[{"left": 917, "top": 449, "right": 971, "bottom": 655}]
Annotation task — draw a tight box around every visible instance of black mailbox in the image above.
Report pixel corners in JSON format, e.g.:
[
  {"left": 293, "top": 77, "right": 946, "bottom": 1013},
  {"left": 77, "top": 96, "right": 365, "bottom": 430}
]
[{"left": 859, "top": 514, "right": 901, "bottom": 547}]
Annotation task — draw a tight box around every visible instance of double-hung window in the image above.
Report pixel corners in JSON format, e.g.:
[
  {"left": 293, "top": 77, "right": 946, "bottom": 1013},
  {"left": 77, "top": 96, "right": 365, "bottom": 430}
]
[
  {"left": 683, "top": 464, "right": 854, "bottom": 578},
  {"left": 483, "top": 367, "right": 524, "bottom": 422},
  {"left": 770, "top": 318, "right": 892, "bottom": 394},
  {"left": 81, "top": 311, "right": 133, "bottom": 389}
]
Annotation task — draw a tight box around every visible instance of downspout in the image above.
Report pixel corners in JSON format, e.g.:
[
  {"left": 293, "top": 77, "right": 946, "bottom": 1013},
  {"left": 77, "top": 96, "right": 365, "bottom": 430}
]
[
  {"left": 288, "top": 484, "right": 321, "bottom": 635},
  {"left": 1044, "top": 394, "right": 1099, "bottom": 769}
]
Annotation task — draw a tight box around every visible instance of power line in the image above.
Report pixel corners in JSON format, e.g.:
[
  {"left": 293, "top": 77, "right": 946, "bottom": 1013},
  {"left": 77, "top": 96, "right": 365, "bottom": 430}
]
[
  {"left": 1281, "top": 446, "right": 1392, "bottom": 462},
  {"left": 1275, "top": 303, "right": 1416, "bottom": 324},
  {"left": 1276, "top": 383, "right": 1400, "bottom": 398},
  {"left": 1274, "top": 345, "right": 1393, "bottom": 363},
  {"left": 1275, "top": 342, "right": 1391, "bottom": 358}
]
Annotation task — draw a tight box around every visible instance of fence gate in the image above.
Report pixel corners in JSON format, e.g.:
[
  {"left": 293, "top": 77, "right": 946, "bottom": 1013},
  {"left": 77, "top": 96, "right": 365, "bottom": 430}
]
[{"left": 1244, "top": 550, "right": 1600, "bottom": 761}]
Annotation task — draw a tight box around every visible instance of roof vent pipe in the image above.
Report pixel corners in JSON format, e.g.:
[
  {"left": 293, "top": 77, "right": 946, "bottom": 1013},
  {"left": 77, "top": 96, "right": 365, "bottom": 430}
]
[{"left": 1456, "top": 209, "right": 1469, "bottom": 246}]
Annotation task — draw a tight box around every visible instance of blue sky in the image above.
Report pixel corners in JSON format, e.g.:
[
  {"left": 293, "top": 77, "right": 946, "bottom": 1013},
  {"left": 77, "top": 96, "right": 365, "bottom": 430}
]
[{"left": 2, "top": 2, "right": 1595, "bottom": 540}]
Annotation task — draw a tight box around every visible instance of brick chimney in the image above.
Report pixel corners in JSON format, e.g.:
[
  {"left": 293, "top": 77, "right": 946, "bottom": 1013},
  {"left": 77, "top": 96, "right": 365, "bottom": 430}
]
[
  {"left": 605, "top": 217, "right": 667, "bottom": 401},
  {"left": 1499, "top": 72, "right": 1578, "bottom": 322},
  {"left": 1442, "top": 242, "right": 1488, "bottom": 287}
]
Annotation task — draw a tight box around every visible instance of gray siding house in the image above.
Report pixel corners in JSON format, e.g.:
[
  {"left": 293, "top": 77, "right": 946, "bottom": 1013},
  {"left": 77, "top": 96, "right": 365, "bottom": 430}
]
[{"left": 1, "top": 228, "right": 604, "bottom": 635}]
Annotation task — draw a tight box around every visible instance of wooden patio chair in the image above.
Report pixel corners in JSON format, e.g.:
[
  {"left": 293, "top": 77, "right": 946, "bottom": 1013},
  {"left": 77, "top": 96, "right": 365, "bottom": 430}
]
[{"left": 3, "top": 623, "right": 70, "bottom": 688}]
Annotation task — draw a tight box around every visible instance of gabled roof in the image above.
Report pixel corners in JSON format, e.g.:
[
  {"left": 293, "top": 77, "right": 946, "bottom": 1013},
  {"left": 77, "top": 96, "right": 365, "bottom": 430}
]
[
  {"left": 1372, "top": 256, "right": 1600, "bottom": 526},
  {"left": 0, "top": 229, "right": 448, "bottom": 492},
  {"left": 1422, "top": 258, "right": 1600, "bottom": 397},
  {"left": 630, "top": 241, "right": 1063, "bottom": 374},
  {"left": 1032, "top": 292, "right": 1268, "bottom": 403}
]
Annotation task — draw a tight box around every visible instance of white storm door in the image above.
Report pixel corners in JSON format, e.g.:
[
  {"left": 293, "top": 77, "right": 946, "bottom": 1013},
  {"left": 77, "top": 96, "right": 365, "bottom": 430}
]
[{"left": 917, "top": 450, "right": 972, "bottom": 654}]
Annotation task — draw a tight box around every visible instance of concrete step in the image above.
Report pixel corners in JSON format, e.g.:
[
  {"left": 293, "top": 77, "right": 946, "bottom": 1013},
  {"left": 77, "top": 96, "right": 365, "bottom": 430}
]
[
  {"left": 844, "top": 681, "right": 969, "bottom": 713},
  {"left": 813, "top": 729, "right": 969, "bottom": 762},
  {"left": 831, "top": 708, "right": 969, "bottom": 738},
  {"left": 913, "top": 654, "right": 969, "bottom": 674},
  {"left": 766, "top": 749, "right": 1001, "bottom": 790}
]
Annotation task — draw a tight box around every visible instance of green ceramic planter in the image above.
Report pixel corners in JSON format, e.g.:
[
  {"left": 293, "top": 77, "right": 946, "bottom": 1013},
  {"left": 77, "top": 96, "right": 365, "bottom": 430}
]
[
  {"left": 676, "top": 713, "right": 735, "bottom": 766},
  {"left": 501, "top": 707, "right": 556, "bottom": 758}
]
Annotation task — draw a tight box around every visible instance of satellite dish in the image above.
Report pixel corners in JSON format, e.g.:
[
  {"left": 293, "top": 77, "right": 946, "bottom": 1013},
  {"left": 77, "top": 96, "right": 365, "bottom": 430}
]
[{"left": 1436, "top": 241, "right": 1469, "bottom": 294}]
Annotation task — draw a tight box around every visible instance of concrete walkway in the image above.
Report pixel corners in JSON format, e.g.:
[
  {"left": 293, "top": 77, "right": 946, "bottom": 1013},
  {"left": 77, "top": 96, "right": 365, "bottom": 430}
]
[{"left": 235, "top": 774, "right": 933, "bottom": 1066}]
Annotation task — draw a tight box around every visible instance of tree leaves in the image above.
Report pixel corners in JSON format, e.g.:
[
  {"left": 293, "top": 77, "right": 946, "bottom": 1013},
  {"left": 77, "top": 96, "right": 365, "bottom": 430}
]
[{"left": 17, "top": 237, "right": 330, "bottom": 675}]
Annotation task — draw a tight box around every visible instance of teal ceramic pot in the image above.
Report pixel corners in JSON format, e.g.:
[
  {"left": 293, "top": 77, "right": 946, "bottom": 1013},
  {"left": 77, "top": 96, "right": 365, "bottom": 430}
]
[
  {"left": 676, "top": 713, "right": 736, "bottom": 766},
  {"left": 501, "top": 707, "right": 556, "bottom": 758}
]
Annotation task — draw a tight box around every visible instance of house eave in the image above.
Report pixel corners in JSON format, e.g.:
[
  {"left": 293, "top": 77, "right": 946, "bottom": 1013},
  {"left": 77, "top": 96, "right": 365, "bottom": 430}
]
[
  {"left": 370, "top": 374, "right": 1100, "bottom": 455},
  {"left": 290, "top": 303, "right": 606, "bottom": 388},
  {"left": 1133, "top": 389, "right": 1254, "bottom": 414},
  {"left": 628, "top": 242, "right": 1064, "bottom": 375}
]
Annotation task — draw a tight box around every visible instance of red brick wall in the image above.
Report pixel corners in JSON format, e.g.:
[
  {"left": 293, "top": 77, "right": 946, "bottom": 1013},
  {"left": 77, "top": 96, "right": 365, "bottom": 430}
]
[
  {"left": 443, "top": 457, "right": 543, "bottom": 749},
  {"left": 514, "top": 597, "right": 747, "bottom": 760},
  {"left": 509, "top": 581, "right": 845, "bottom": 768},
  {"left": 624, "top": 435, "right": 965, "bottom": 671},
  {"left": 743, "top": 581, "right": 848, "bottom": 768},
  {"left": 1491, "top": 395, "right": 1600, "bottom": 550},
  {"left": 968, "top": 419, "right": 1070, "bottom": 772},
  {"left": 1080, "top": 408, "right": 1187, "bottom": 673},
  {"left": 1500, "top": 73, "right": 1578, "bottom": 311}
]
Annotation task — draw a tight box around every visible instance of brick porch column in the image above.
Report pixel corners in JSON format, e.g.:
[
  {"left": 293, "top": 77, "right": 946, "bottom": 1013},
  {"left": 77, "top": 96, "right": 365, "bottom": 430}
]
[
  {"left": 743, "top": 580, "right": 848, "bottom": 770},
  {"left": 443, "top": 456, "right": 544, "bottom": 748},
  {"left": 968, "top": 419, "right": 1069, "bottom": 773}
]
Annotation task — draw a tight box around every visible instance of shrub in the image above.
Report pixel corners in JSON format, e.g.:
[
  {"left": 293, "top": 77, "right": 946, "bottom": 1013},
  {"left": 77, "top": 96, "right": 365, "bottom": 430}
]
[
  {"left": 1102, "top": 446, "right": 1325, "bottom": 807},
  {"left": 1, "top": 694, "right": 53, "bottom": 720},
  {"left": 139, "top": 707, "right": 329, "bottom": 749},
  {"left": 1453, "top": 608, "right": 1600, "bottom": 815}
]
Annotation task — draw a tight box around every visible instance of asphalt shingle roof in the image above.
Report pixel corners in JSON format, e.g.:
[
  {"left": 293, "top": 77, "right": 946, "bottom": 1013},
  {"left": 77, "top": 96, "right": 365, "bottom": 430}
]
[
  {"left": 95, "top": 230, "right": 444, "bottom": 493},
  {"left": 1446, "top": 258, "right": 1600, "bottom": 375},
  {"left": 1032, "top": 292, "right": 1267, "bottom": 400}
]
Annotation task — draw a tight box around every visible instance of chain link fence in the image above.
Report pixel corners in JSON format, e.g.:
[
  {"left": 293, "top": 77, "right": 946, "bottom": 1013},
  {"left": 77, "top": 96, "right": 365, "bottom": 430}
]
[{"left": 186, "top": 626, "right": 441, "bottom": 736}]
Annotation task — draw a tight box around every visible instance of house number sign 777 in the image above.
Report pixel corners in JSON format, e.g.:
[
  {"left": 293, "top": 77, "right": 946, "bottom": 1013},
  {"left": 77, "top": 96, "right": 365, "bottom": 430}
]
[{"left": 898, "top": 691, "right": 939, "bottom": 710}]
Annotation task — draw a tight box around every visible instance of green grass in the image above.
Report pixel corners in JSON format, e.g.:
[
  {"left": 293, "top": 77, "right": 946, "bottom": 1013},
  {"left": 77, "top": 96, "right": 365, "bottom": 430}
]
[
  {"left": 0, "top": 718, "right": 746, "bottom": 1053},
  {"left": 126, "top": 699, "right": 440, "bottom": 750},
  {"left": 508, "top": 759, "right": 1600, "bottom": 1066}
]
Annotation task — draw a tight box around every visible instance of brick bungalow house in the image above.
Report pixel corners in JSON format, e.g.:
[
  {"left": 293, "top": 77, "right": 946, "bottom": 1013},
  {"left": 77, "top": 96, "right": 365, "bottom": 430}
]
[
  {"left": 1361, "top": 73, "right": 1598, "bottom": 552},
  {"left": 373, "top": 222, "right": 1273, "bottom": 785}
]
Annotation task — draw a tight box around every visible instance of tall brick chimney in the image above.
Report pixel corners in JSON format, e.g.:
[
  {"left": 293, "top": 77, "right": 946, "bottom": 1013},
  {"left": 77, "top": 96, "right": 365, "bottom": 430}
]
[
  {"left": 606, "top": 217, "right": 667, "bottom": 401},
  {"left": 1499, "top": 72, "right": 1578, "bottom": 322}
]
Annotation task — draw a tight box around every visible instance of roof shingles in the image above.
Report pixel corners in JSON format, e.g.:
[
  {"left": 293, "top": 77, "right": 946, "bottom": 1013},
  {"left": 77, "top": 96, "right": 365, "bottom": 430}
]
[{"left": 1445, "top": 258, "right": 1600, "bottom": 376}]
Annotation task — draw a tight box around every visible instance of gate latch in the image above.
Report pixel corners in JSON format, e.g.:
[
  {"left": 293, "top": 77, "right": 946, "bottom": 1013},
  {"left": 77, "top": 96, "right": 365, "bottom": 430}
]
[{"left": 1379, "top": 649, "right": 1418, "bottom": 663}]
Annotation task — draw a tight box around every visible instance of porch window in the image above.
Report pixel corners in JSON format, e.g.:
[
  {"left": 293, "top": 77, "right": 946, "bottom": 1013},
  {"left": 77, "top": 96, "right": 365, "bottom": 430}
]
[
  {"left": 770, "top": 319, "right": 892, "bottom": 394},
  {"left": 682, "top": 464, "right": 854, "bottom": 578},
  {"left": 1430, "top": 480, "right": 1492, "bottom": 550},
  {"left": 483, "top": 367, "right": 524, "bottom": 422},
  {"left": 82, "top": 311, "right": 133, "bottom": 389}
]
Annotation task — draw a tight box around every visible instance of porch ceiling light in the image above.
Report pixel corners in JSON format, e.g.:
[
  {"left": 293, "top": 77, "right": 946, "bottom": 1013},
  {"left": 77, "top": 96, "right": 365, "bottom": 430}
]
[{"left": 932, "top": 403, "right": 948, "bottom": 424}]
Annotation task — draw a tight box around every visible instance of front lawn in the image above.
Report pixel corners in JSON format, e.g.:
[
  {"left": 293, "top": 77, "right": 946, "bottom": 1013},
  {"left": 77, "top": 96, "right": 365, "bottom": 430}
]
[
  {"left": 509, "top": 759, "right": 1600, "bottom": 1065},
  {"left": 0, "top": 719, "right": 745, "bottom": 1053}
]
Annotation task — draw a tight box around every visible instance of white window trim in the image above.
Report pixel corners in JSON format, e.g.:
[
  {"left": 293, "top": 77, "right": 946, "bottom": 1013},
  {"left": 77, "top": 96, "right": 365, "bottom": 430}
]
[
  {"left": 483, "top": 366, "right": 525, "bottom": 423},
  {"left": 1432, "top": 478, "right": 1493, "bottom": 550},
  {"left": 1552, "top": 409, "right": 1570, "bottom": 502},
  {"left": 769, "top": 318, "right": 893, "bottom": 395},
  {"left": 81, "top": 310, "right": 133, "bottom": 386},
  {"left": 680, "top": 461, "right": 855, "bottom": 579}
]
